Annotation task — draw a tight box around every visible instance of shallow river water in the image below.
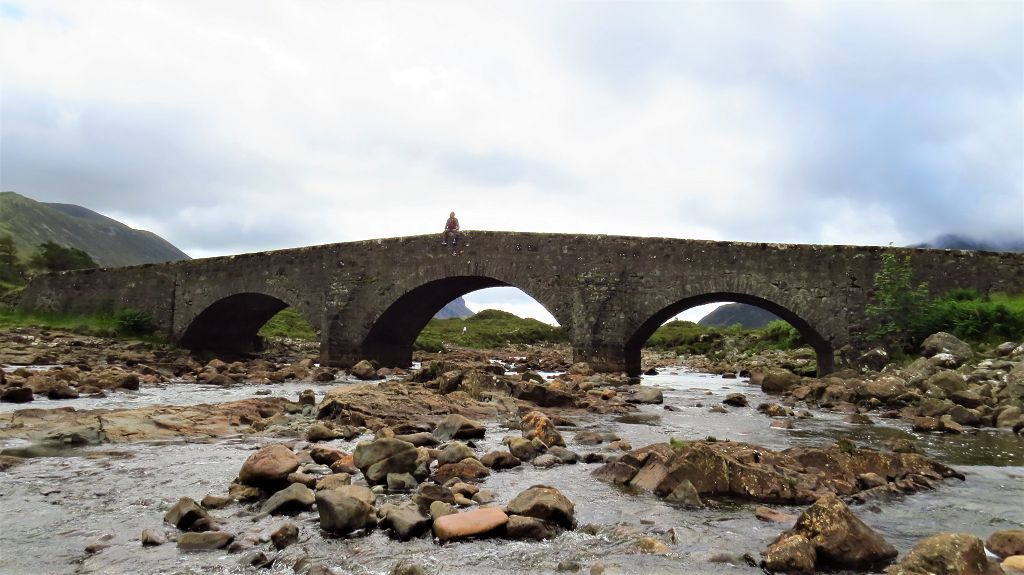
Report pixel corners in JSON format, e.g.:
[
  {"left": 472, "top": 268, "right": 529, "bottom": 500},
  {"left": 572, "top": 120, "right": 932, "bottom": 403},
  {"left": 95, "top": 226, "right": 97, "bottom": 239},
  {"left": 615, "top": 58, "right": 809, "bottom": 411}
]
[{"left": 1, "top": 369, "right": 1021, "bottom": 575}]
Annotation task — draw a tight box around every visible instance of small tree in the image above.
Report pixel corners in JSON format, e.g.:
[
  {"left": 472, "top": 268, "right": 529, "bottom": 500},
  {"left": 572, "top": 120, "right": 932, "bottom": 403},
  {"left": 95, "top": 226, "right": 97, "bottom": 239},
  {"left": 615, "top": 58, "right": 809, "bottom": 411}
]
[
  {"left": 29, "top": 241, "right": 98, "bottom": 271},
  {"left": 865, "top": 251, "right": 930, "bottom": 352},
  {"left": 0, "top": 234, "right": 25, "bottom": 282}
]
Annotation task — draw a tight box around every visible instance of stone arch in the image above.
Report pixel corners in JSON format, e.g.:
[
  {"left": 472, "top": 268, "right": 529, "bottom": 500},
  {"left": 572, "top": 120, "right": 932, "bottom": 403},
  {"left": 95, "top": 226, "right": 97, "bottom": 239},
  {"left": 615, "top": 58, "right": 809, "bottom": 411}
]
[
  {"left": 329, "top": 275, "right": 569, "bottom": 368},
  {"left": 178, "top": 292, "right": 319, "bottom": 354},
  {"left": 622, "top": 291, "right": 833, "bottom": 377}
]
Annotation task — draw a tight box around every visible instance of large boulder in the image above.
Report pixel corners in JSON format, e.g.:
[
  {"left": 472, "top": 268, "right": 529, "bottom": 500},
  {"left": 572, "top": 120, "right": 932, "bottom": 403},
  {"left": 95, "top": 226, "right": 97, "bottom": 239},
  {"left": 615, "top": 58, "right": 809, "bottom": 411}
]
[
  {"left": 432, "top": 459, "right": 490, "bottom": 484},
  {"left": 432, "top": 507, "right": 509, "bottom": 542},
  {"left": 458, "top": 369, "right": 512, "bottom": 400},
  {"left": 506, "top": 436, "right": 547, "bottom": 462},
  {"left": 164, "top": 497, "right": 210, "bottom": 531},
  {"left": 261, "top": 483, "right": 315, "bottom": 515},
  {"left": 521, "top": 411, "right": 565, "bottom": 447},
  {"left": 480, "top": 450, "right": 522, "bottom": 469},
  {"left": 858, "top": 376, "right": 908, "bottom": 403},
  {"left": 763, "top": 494, "right": 896, "bottom": 572},
  {"left": 757, "top": 369, "right": 803, "bottom": 394},
  {"left": 433, "top": 414, "right": 486, "bottom": 441},
  {"left": 412, "top": 483, "right": 455, "bottom": 513},
  {"left": 315, "top": 489, "right": 376, "bottom": 535},
  {"left": 627, "top": 387, "right": 664, "bottom": 404},
  {"left": 352, "top": 438, "right": 418, "bottom": 484},
  {"left": 927, "top": 371, "right": 969, "bottom": 396},
  {"left": 378, "top": 502, "right": 432, "bottom": 541},
  {"left": 349, "top": 360, "right": 381, "bottom": 380},
  {"left": 238, "top": 444, "right": 300, "bottom": 488},
  {"left": 792, "top": 494, "right": 897, "bottom": 569},
  {"left": 511, "top": 381, "right": 576, "bottom": 408},
  {"left": 0, "top": 386, "right": 33, "bottom": 403},
  {"left": 922, "top": 333, "right": 974, "bottom": 366},
  {"left": 505, "top": 515, "right": 561, "bottom": 541},
  {"left": 505, "top": 485, "right": 575, "bottom": 529},
  {"left": 988, "top": 530, "right": 1024, "bottom": 559},
  {"left": 859, "top": 347, "right": 892, "bottom": 372},
  {"left": 177, "top": 531, "right": 233, "bottom": 550},
  {"left": 437, "top": 442, "right": 476, "bottom": 466},
  {"left": 762, "top": 533, "right": 817, "bottom": 574},
  {"left": 887, "top": 532, "right": 1004, "bottom": 575}
]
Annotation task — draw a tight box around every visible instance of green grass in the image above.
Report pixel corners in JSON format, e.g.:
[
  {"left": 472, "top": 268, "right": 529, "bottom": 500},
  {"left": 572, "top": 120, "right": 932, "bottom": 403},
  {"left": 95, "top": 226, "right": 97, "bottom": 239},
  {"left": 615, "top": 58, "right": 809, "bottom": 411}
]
[
  {"left": 414, "top": 309, "right": 567, "bottom": 352},
  {"left": 910, "top": 291, "right": 1024, "bottom": 345},
  {"left": 258, "top": 308, "right": 318, "bottom": 341},
  {"left": 0, "top": 308, "right": 164, "bottom": 342}
]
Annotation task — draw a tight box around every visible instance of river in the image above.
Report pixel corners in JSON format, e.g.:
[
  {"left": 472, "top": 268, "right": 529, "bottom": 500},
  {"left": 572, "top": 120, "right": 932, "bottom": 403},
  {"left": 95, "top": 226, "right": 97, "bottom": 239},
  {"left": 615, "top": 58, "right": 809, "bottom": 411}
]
[{"left": 1, "top": 369, "right": 1021, "bottom": 574}]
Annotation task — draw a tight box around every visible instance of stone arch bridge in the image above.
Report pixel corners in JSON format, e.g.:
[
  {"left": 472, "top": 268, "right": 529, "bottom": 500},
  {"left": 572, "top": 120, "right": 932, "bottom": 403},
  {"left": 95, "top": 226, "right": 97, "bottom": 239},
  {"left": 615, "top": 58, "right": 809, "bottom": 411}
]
[{"left": 17, "top": 232, "right": 1024, "bottom": 376}]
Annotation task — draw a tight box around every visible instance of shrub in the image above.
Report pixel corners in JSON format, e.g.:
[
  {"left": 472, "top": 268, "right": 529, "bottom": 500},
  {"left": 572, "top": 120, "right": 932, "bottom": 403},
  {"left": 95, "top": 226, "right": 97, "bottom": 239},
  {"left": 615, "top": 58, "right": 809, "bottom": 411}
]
[
  {"left": 864, "top": 252, "right": 931, "bottom": 352},
  {"left": 115, "top": 309, "right": 156, "bottom": 336},
  {"left": 758, "top": 320, "right": 803, "bottom": 350},
  {"left": 911, "top": 291, "right": 1024, "bottom": 344}
]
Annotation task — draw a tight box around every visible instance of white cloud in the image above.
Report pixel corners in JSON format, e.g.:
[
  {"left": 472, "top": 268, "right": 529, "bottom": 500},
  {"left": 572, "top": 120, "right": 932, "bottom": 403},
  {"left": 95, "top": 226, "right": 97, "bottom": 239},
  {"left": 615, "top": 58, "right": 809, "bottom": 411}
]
[{"left": 1, "top": 1, "right": 1020, "bottom": 294}]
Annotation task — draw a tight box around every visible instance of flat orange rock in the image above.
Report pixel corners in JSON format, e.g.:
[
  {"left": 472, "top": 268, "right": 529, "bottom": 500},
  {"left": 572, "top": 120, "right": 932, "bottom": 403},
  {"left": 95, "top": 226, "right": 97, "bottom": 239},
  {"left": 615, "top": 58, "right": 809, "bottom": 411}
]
[{"left": 433, "top": 507, "right": 509, "bottom": 542}]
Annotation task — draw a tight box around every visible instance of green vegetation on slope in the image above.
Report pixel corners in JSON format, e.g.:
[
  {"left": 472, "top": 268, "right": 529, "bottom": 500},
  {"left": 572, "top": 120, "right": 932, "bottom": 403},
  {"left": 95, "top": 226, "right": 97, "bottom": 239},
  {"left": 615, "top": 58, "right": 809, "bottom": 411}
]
[
  {"left": 645, "top": 319, "right": 803, "bottom": 355},
  {"left": 28, "top": 240, "right": 98, "bottom": 272},
  {"left": 0, "top": 191, "right": 190, "bottom": 267},
  {"left": 414, "top": 309, "right": 567, "bottom": 352},
  {"left": 910, "top": 290, "right": 1024, "bottom": 346},
  {"left": 258, "top": 308, "right": 319, "bottom": 340}
]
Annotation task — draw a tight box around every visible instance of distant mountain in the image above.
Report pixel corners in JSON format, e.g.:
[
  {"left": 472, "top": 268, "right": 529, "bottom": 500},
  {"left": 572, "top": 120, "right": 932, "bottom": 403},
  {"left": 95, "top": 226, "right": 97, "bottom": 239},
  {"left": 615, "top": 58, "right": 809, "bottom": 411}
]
[
  {"left": 698, "top": 303, "right": 780, "bottom": 329},
  {"left": 435, "top": 297, "right": 473, "bottom": 319},
  {"left": 0, "top": 191, "right": 190, "bottom": 267},
  {"left": 910, "top": 233, "right": 1024, "bottom": 253}
]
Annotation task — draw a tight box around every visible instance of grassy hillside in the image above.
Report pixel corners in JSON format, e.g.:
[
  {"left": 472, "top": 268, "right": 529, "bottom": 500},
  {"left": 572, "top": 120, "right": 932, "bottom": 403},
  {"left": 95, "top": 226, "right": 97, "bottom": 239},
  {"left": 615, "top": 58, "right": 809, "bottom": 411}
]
[
  {"left": 415, "top": 309, "right": 567, "bottom": 351},
  {"left": 0, "top": 191, "right": 190, "bottom": 267}
]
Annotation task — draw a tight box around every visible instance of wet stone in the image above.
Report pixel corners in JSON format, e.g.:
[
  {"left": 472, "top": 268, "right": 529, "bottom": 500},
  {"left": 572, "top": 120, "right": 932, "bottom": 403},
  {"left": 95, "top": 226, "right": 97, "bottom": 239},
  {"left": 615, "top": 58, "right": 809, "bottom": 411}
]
[{"left": 177, "top": 531, "right": 234, "bottom": 551}]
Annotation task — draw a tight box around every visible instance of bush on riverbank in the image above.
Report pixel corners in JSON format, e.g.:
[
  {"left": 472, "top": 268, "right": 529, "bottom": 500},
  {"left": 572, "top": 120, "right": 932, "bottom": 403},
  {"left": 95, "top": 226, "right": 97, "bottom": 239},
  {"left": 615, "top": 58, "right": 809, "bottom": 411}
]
[{"left": 910, "top": 291, "right": 1024, "bottom": 346}]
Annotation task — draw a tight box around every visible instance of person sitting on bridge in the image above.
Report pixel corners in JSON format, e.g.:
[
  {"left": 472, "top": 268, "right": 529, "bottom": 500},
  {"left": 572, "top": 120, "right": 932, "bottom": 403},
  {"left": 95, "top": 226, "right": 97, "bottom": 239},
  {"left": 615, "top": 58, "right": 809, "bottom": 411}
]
[{"left": 442, "top": 211, "right": 461, "bottom": 246}]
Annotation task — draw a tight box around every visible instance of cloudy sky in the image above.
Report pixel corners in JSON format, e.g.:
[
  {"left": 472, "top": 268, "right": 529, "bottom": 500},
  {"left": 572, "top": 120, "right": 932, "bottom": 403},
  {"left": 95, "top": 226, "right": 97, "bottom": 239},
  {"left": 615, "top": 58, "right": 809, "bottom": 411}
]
[{"left": 1, "top": 1, "right": 1022, "bottom": 323}]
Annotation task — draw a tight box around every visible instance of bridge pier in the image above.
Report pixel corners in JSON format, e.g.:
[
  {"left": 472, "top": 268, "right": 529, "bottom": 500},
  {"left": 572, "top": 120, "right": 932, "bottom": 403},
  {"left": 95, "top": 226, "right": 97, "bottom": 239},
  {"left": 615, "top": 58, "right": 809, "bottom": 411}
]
[
  {"left": 572, "top": 345, "right": 635, "bottom": 376},
  {"left": 321, "top": 339, "right": 414, "bottom": 370}
]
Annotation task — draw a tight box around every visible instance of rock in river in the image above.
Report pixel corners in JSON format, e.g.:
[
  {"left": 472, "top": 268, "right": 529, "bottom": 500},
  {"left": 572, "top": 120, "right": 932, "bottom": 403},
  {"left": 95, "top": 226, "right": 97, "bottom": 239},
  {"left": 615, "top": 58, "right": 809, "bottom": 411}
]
[
  {"left": 378, "top": 502, "right": 432, "bottom": 540},
  {"left": 352, "top": 438, "right": 418, "bottom": 485},
  {"left": 886, "top": 532, "right": 1004, "bottom": 575},
  {"left": 177, "top": 531, "right": 234, "bottom": 551},
  {"left": 271, "top": 520, "right": 299, "bottom": 549},
  {"left": 521, "top": 411, "right": 565, "bottom": 447},
  {"left": 433, "top": 414, "right": 486, "bottom": 441},
  {"left": 164, "top": 497, "right": 211, "bottom": 531},
  {"left": 261, "top": 483, "right": 315, "bottom": 515},
  {"left": 433, "top": 507, "right": 509, "bottom": 542},
  {"left": 989, "top": 530, "right": 1024, "bottom": 559},
  {"left": 505, "top": 485, "right": 576, "bottom": 529},
  {"left": 593, "top": 440, "right": 963, "bottom": 505},
  {"left": 316, "top": 489, "right": 376, "bottom": 535},
  {"left": 238, "top": 444, "right": 300, "bottom": 488}
]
